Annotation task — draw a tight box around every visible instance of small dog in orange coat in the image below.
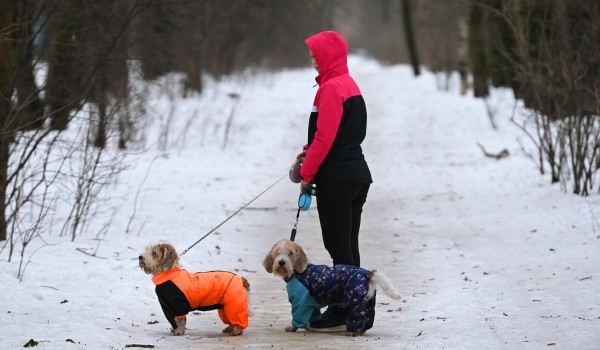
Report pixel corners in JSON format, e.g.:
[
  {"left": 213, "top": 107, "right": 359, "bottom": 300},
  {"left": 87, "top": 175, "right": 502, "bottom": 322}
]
[{"left": 138, "top": 242, "right": 250, "bottom": 336}]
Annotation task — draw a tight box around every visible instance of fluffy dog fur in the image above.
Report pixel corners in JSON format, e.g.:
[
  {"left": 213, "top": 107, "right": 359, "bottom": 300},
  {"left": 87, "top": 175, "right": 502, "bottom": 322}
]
[
  {"left": 139, "top": 242, "right": 250, "bottom": 336},
  {"left": 263, "top": 239, "right": 402, "bottom": 336}
]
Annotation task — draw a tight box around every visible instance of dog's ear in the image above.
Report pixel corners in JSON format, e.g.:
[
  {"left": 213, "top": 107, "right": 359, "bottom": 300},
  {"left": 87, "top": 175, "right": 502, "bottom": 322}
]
[
  {"left": 262, "top": 252, "right": 274, "bottom": 273},
  {"left": 160, "top": 244, "right": 179, "bottom": 270},
  {"left": 293, "top": 244, "right": 308, "bottom": 273}
]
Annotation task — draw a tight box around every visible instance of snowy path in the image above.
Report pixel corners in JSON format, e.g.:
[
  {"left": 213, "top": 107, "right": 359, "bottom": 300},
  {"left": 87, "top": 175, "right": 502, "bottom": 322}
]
[
  {"left": 2, "top": 61, "right": 599, "bottom": 350},
  {"left": 161, "top": 64, "right": 600, "bottom": 349}
]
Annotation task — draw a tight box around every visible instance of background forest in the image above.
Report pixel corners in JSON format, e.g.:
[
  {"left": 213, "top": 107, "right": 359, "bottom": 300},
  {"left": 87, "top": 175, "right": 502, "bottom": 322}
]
[{"left": 1, "top": 0, "right": 599, "bottom": 264}]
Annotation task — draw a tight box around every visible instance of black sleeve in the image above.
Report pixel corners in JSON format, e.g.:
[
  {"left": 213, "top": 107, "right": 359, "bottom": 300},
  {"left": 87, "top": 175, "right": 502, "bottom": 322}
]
[{"left": 155, "top": 281, "right": 191, "bottom": 329}]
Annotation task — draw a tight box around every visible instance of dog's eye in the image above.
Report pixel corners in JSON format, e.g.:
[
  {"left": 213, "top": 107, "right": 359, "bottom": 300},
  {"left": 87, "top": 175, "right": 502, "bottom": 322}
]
[{"left": 286, "top": 250, "right": 292, "bottom": 256}]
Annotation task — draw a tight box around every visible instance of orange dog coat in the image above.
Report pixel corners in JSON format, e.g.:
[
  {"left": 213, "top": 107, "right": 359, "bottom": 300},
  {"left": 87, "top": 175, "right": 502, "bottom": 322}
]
[{"left": 152, "top": 267, "right": 249, "bottom": 331}]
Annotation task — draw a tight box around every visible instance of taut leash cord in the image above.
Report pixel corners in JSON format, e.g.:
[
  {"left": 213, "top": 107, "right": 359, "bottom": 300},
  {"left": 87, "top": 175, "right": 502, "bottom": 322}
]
[{"left": 180, "top": 172, "right": 288, "bottom": 256}]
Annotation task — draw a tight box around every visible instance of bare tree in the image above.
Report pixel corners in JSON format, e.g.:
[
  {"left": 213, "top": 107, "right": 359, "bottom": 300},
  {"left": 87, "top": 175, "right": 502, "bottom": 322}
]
[
  {"left": 401, "top": 0, "right": 420, "bottom": 76},
  {"left": 457, "top": 0, "right": 470, "bottom": 94},
  {"left": 471, "top": 0, "right": 600, "bottom": 195},
  {"left": 0, "top": 0, "right": 148, "bottom": 263},
  {"left": 2, "top": 0, "right": 337, "bottom": 268}
]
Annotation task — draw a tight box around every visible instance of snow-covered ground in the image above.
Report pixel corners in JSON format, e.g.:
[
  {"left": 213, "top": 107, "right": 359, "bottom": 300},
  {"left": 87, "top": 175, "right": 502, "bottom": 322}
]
[{"left": 1, "top": 56, "right": 598, "bottom": 350}]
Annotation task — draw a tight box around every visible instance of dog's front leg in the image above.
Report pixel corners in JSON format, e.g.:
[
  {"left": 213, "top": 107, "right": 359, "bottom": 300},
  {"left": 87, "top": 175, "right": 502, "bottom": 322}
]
[
  {"left": 285, "top": 325, "right": 297, "bottom": 332},
  {"left": 171, "top": 318, "right": 187, "bottom": 336}
]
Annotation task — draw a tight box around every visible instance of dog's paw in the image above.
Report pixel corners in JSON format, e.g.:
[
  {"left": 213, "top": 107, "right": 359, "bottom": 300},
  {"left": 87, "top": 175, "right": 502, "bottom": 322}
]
[
  {"left": 171, "top": 327, "right": 186, "bottom": 336},
  {"left": 285, "top": 325, "right": 297, "bottom": 332},
  {"left": 223, "top": 325, "right": 243, "bottom": 336},
  {"left": 229, "top": 328, "right": 243, "bottom": 336},
  {"left": 222, "top": 325, "right": 235, "bottom": 333},
  {"left": 171, "top": 317, "right": 186, "bottom": 335}
]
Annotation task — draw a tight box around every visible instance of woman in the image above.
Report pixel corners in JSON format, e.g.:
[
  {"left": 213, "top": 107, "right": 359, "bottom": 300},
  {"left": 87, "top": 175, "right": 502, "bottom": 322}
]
[{"left": 296, "top": 30, "right": 373, "bottom": 332}]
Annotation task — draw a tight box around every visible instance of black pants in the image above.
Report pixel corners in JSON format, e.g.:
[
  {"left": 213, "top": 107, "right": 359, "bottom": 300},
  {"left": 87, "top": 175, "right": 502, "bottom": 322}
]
[{"left": 315, "top": 182, "right": 370, "bottom": 267}]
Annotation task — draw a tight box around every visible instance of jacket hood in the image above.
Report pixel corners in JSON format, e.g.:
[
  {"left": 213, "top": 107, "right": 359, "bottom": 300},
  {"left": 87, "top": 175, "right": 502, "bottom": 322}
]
[{"left": 305, "top": 30, "right": 349, "bottom": 84}]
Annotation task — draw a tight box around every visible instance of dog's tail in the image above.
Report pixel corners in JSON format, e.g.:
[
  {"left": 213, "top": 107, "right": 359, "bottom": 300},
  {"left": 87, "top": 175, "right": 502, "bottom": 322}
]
[
  {"left": 242, "top": 276, "right": 250, "bottom": 291},
  {"left": 241, "top": 277, "right": 255, "bottom": 317},
  {"left": 366, "top": 270, "right": 402, "bottom": 301}
]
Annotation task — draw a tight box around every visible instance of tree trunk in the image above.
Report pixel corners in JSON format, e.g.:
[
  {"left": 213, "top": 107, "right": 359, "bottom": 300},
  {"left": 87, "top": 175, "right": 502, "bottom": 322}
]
[
  {"left": 14, "top": 0, "right": 44, "bottom": 131},
  {"left": 457, "top": 0, "right": 469, "bottom": 95},
  {"left": 46, "top": 0, "right": 85, "bottom": 130},
  {"left": 487, "top": 0, "right": 519, "bottom": 90},
  {"left": 0, "top": 134, "right": 8, "bottom": 241},
  {"left": 401, "top": 0, "right": 420, "bottom": 76},
  {"left": 0, "top": 0, "right": 18, "bottom": 241},
  {"left": 94, "top": 99, "right": 107, "bottom": 149},
  {"left": 468, "top": 2, "right": 490, "bottom": 97}
]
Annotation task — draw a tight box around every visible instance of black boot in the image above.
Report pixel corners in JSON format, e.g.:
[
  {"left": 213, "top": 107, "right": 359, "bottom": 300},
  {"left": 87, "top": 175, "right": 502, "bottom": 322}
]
[{"left": 307, "top": 304, "right": 347, "bottom": 332}]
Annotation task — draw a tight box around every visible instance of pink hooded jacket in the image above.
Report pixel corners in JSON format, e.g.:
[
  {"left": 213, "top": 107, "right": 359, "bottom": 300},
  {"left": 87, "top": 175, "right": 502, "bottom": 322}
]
[{"left": 301, "top": 31, "right": 372, "bottom": 185}]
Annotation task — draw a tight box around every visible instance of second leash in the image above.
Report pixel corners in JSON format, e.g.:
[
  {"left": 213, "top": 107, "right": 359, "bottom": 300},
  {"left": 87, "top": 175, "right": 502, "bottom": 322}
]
[
  {"left": 289, "top": 186, "right": 317, "bottom": 241},
  {"left": 181, "top": 172, "right": 288, "bottom": 256}
]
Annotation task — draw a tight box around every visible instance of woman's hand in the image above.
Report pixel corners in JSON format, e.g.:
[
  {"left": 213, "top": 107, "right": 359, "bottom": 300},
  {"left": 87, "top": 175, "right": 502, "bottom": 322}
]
[
  {"left": 296, "top": 150, "right": 306, "bottom": 161},
  {"left": 296, "top": 150, "right": 308, "bottom": 191},
  {"left": 300, "top": 179, "right": 309, "bottom": 192}
]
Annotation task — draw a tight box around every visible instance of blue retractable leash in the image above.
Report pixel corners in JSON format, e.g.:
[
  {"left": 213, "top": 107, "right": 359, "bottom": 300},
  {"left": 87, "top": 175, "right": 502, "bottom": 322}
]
[
  {"left": 288, "top": 158, "right": 318, "bottom": 241},
  {"left": 290, "top": 184, "right": 317, "bottom": 241}
]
